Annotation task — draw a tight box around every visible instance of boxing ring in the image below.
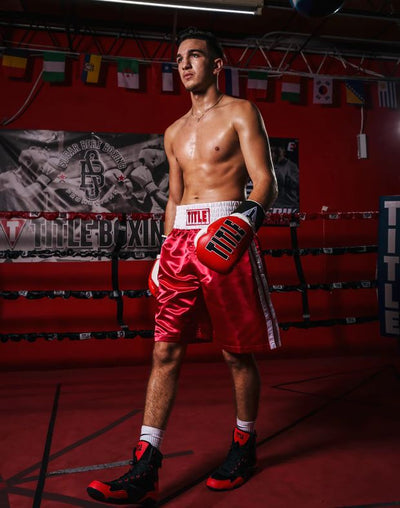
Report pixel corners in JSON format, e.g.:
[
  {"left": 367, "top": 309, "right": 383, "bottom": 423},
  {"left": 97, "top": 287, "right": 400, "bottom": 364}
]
[
  {"left": 1, "top": 209, "right": 400, "bottom": 508},
  {"left": 0, "top": 209, "right": 380, "bottom": 344}
]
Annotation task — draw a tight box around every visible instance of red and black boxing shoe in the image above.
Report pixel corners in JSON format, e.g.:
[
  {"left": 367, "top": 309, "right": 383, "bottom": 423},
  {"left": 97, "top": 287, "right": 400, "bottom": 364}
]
[
  {"left": 87, "top": 441, "right": 162, "bottom": 505},
  {"left": 206, "top": 428, "right": 257, "bottom": 491}
]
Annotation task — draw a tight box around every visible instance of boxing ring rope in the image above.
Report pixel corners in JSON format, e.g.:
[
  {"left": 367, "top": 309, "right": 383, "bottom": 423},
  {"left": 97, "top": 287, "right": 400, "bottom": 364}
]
[{"left": 0, "top": 210, "right": 380, "bottom": 343}]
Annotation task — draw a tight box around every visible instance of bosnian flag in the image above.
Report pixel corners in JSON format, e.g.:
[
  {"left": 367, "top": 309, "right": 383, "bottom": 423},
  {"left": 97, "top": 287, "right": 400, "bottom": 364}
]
[
  {"left": 345, "top": 80, "right": 365, "bottom": 105},
  {"left": 117, "top": 58, "right": 139, "bottom": 89},
  {"left": 224, "top": 68, "right": 240, "bottom": 97}
]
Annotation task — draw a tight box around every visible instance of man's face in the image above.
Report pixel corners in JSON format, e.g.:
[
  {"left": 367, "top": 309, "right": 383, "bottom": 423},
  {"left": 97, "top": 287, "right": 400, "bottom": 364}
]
[{"left": 176, "top": 38, "right": 218, "bottom": 92}]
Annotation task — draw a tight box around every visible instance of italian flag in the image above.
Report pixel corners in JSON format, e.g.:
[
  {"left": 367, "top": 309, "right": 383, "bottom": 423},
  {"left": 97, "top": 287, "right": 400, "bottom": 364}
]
[
  {"left": 43, "top": 52, "right": 66, "bottom": 82},
  {"left": 117, "top": 59, "right": 139, "bottom": 89},
  {"left": 281, "top": 77, "right": 301, "bottom": 103},
  {"left": 247, "top": 70, "right": 268, "bottom": 99},
  {"left": 247, "top": 70, "right": 268, "bottom": 89}
]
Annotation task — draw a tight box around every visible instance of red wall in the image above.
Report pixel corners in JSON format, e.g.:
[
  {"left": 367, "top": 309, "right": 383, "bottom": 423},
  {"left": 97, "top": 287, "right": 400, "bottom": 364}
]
[{"left": 1, "top": 32, "right": 399, "bottom": 369}]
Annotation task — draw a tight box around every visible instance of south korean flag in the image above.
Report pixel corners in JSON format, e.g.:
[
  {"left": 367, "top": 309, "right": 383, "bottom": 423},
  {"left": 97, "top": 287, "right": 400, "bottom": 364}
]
[{"left": 313, "top": 78, "right": 333, "bottom": 104}]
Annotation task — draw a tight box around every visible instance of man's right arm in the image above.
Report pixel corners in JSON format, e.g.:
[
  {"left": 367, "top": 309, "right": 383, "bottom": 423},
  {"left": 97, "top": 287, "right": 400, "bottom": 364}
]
[
  {"left": 148, "top": 125, "right": 183, "bottom": 296},
  {"left": 163, "top": 125, "right": 184, "bottom": 235}
]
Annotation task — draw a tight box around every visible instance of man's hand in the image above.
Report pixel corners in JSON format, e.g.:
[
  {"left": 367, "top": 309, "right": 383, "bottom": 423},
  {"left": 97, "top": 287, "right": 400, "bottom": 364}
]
[
  {"left": 148, "top": 256, "right": 160, "bottom": 297},
  {"left": 148, "top": 235, "right": 168, "bottom": 297}
]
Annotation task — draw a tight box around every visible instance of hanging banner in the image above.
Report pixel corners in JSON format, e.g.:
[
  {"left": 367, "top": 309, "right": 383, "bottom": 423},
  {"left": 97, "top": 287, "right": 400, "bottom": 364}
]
[
  {"left": 0, "top": 130, "right": 299, "bottom": 261},
  {"left": 247, "top": 137, "right": 300, "bottom": 216},
  {"left": 377, "top": 196, "right": 400, "bottom": 337},
  {"left": 0, "top": 130, "right": 168, "bottom": 262}
]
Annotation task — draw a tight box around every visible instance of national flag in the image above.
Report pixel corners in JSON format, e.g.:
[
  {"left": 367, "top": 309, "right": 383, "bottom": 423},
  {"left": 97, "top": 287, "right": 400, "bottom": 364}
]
[
  {"left": 313, "top": 78, "right": 333, "bottom": 104},
  {"left": 117, "top": 58, "right": 139, "bottom": 89},
  {"left": 345, "top": 80, "right": 365, "bottom": 105},
  {"left": 378, "top": 81, "right": 397, "bottom": 109},
  {"left": 42, "top": 52, "right": 66, "bottom": 82},
  {"left": 225, "top": 68, "right": 240, "bottom": 97},
  {"left": 161, "top": 63, "right": 174, "bottom": 92},
  {"left": 2, "top": 49, "right": 28, "bottom": 78},
  {"left": 281, "top": 76, "right": 301, "bottom": 103},
  {"left": 247, "top": 70, "right": 268, "bottom": 99},
  {"left": 82, "top": 54, "right": 102, "bottom": 84}
]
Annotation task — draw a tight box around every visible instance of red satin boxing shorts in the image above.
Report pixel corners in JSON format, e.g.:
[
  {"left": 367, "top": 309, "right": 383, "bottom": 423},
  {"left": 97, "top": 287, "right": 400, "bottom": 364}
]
[{"left": 154, "top": 201, "right": 281, "bottom": 353}]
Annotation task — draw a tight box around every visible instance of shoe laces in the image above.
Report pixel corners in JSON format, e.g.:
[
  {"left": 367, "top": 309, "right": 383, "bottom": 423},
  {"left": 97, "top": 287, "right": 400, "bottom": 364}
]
[
  {"left": 114, "top": 458, "right": 154, "bottom": 484},
  {"left": 218, "top": 441, "right": 247, "bottom": 475}
]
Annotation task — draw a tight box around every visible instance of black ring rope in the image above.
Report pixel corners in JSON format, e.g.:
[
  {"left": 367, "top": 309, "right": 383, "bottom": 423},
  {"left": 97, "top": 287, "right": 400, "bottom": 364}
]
[
  {"left": 0, "top": 316, "right": 379, "bottom": 343},
  {"left": 289, "top": 222, "right": 310, "bottom": 321},
  {"left": 0, "top": 244, "right": 378, "bottom": 260},
  {"left": 111, "top": 214, "right": 128, "bottom": 330},
  {"left": 0, "top": 289, "right": 151, "bottom": 300},
  {"left": 0, "top": 330, "right": 154, "bottom": 343},
  {"left": 0, "top": 280, "right": 376, "bottom": 301}
]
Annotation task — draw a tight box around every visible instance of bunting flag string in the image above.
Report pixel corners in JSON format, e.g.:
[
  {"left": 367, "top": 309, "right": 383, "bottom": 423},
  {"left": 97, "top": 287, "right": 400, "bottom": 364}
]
[{"left": 1, "top": 48, "right": 399, "bottom": 109}]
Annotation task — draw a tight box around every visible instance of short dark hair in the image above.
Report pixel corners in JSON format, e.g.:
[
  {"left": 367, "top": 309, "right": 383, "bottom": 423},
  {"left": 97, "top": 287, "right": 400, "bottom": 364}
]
[{"left": 176, "top": 27, "right": 224, "bottom": 59}]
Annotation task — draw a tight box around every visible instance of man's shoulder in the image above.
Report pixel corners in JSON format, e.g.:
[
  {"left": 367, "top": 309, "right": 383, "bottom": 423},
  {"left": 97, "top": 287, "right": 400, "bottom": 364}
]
[
  {"left": 224, "top": 95, "right": 252, "bottom": 108},
  {"left": 223, "top": 95, "right": 260, "bottom": 116},
  {"left": 222, "top": 96, "right": 262, "bottom": 128}
]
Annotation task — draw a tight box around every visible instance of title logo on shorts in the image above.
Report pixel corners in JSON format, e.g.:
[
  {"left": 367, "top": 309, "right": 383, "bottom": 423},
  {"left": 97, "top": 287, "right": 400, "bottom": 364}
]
[{"left": 186, "top": 208, "right": 210, "bottom": 226}]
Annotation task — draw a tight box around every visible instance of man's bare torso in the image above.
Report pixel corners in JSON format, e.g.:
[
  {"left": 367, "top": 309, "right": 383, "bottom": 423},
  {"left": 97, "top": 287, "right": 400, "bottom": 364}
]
[{"left": 168, "top": 96, "right": 249, "bottom": 205}]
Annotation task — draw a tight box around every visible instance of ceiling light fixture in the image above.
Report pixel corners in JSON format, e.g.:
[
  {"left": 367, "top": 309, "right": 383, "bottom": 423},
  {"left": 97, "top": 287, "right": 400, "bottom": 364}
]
[{"left": 94, "top": 0, "right": 263, "bottom": 15}]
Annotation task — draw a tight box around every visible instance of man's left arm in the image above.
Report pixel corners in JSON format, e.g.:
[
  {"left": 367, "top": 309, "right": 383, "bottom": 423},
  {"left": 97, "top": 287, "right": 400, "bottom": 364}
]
[
  {"left": 234, "top": 101, "right": 278, "bottom": 211},
  {"left": 194, "top": 102, "right": 278, "bottom": 274}
]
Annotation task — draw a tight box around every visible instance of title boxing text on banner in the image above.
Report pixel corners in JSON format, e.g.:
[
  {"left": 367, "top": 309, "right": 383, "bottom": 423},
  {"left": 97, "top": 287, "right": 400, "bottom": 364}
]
[{"left": 378, "top": 196, "right": 400, "bottom": 337}]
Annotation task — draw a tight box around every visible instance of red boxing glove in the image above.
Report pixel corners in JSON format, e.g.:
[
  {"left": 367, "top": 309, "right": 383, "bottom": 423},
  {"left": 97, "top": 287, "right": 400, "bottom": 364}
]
[
  {"left": 148, "top": 256, "right": 160, "bottom": 297},
  {"left": 194, "top": 200, "right": 265, "bottom": 274},
  {"left": 194, "top": 215, "right": 253, "bottom": 274}
]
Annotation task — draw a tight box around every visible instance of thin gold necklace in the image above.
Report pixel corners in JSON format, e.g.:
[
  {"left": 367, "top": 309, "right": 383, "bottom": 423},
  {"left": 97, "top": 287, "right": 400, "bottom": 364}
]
[{"left": 191, "top": 94, "right": 224, "bottom": 122}]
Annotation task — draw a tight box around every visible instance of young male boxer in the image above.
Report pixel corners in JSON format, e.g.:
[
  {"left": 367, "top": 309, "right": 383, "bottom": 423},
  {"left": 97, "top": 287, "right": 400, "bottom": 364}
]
[{"left": 87, "top": 27, "right": 280, "bottom": 505}]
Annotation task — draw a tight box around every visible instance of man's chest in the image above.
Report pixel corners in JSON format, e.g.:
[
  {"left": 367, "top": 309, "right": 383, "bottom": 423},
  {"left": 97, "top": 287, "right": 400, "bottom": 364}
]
[{"left": 173, "top": 121, "right": 239, "bottom": 164}]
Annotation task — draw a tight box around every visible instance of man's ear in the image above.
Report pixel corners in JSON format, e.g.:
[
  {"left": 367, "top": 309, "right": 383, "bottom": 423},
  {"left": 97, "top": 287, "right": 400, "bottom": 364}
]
[{"left": 213, "top": 57, "right": 224, "bottom": 75}]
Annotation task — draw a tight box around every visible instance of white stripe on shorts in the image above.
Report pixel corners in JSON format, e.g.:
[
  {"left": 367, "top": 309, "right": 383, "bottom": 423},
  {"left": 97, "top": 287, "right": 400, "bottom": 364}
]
[{"left": 249, "top": 242, "right": 281, "bottom": 350}]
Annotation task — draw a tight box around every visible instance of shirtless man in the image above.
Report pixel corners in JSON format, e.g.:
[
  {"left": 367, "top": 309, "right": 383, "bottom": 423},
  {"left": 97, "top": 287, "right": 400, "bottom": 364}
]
[{"left": 87, "top": 27, "right": 280, "bottom": 506}]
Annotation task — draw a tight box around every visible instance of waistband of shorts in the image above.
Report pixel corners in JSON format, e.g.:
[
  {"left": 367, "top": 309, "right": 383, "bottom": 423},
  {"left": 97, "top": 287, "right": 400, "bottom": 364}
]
[{"left": 173, "top": 201, "right": 242, "bottom": 230}]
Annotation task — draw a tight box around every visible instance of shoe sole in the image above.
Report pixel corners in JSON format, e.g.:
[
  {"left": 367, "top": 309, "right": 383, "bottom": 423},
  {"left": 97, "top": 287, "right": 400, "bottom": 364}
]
[
  {"left": 87, "top": 487, "right": 157, "bottom": 506},
  {"left": 206, "top": 466, "right": 256, "bottom": 492}
]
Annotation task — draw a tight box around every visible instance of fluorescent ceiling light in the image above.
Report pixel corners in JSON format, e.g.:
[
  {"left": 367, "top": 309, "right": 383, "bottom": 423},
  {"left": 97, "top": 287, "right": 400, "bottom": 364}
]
[{"left": 94, "top": 0, "right": 263, "bottom": 15}]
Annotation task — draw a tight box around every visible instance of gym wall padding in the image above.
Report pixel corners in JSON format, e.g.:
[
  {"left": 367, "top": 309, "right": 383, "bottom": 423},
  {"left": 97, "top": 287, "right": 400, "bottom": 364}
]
[{"left": 1, "top": 32, "right": 399, "bottom": 369}]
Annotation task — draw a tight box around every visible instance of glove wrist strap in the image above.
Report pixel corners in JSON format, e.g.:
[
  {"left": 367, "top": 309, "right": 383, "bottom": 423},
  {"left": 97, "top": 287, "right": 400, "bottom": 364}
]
[{"left": 234, "top": 200, "right": 265, "bottom": 231}]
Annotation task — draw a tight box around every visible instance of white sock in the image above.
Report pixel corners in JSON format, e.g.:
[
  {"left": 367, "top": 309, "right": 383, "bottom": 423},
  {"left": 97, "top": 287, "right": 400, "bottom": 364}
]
[
  {"left": 236, "top": 417, "right": 256, "bottom": 434},
  {"left": 140, "top": 425, "right": 165, "bottom": 450}
]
